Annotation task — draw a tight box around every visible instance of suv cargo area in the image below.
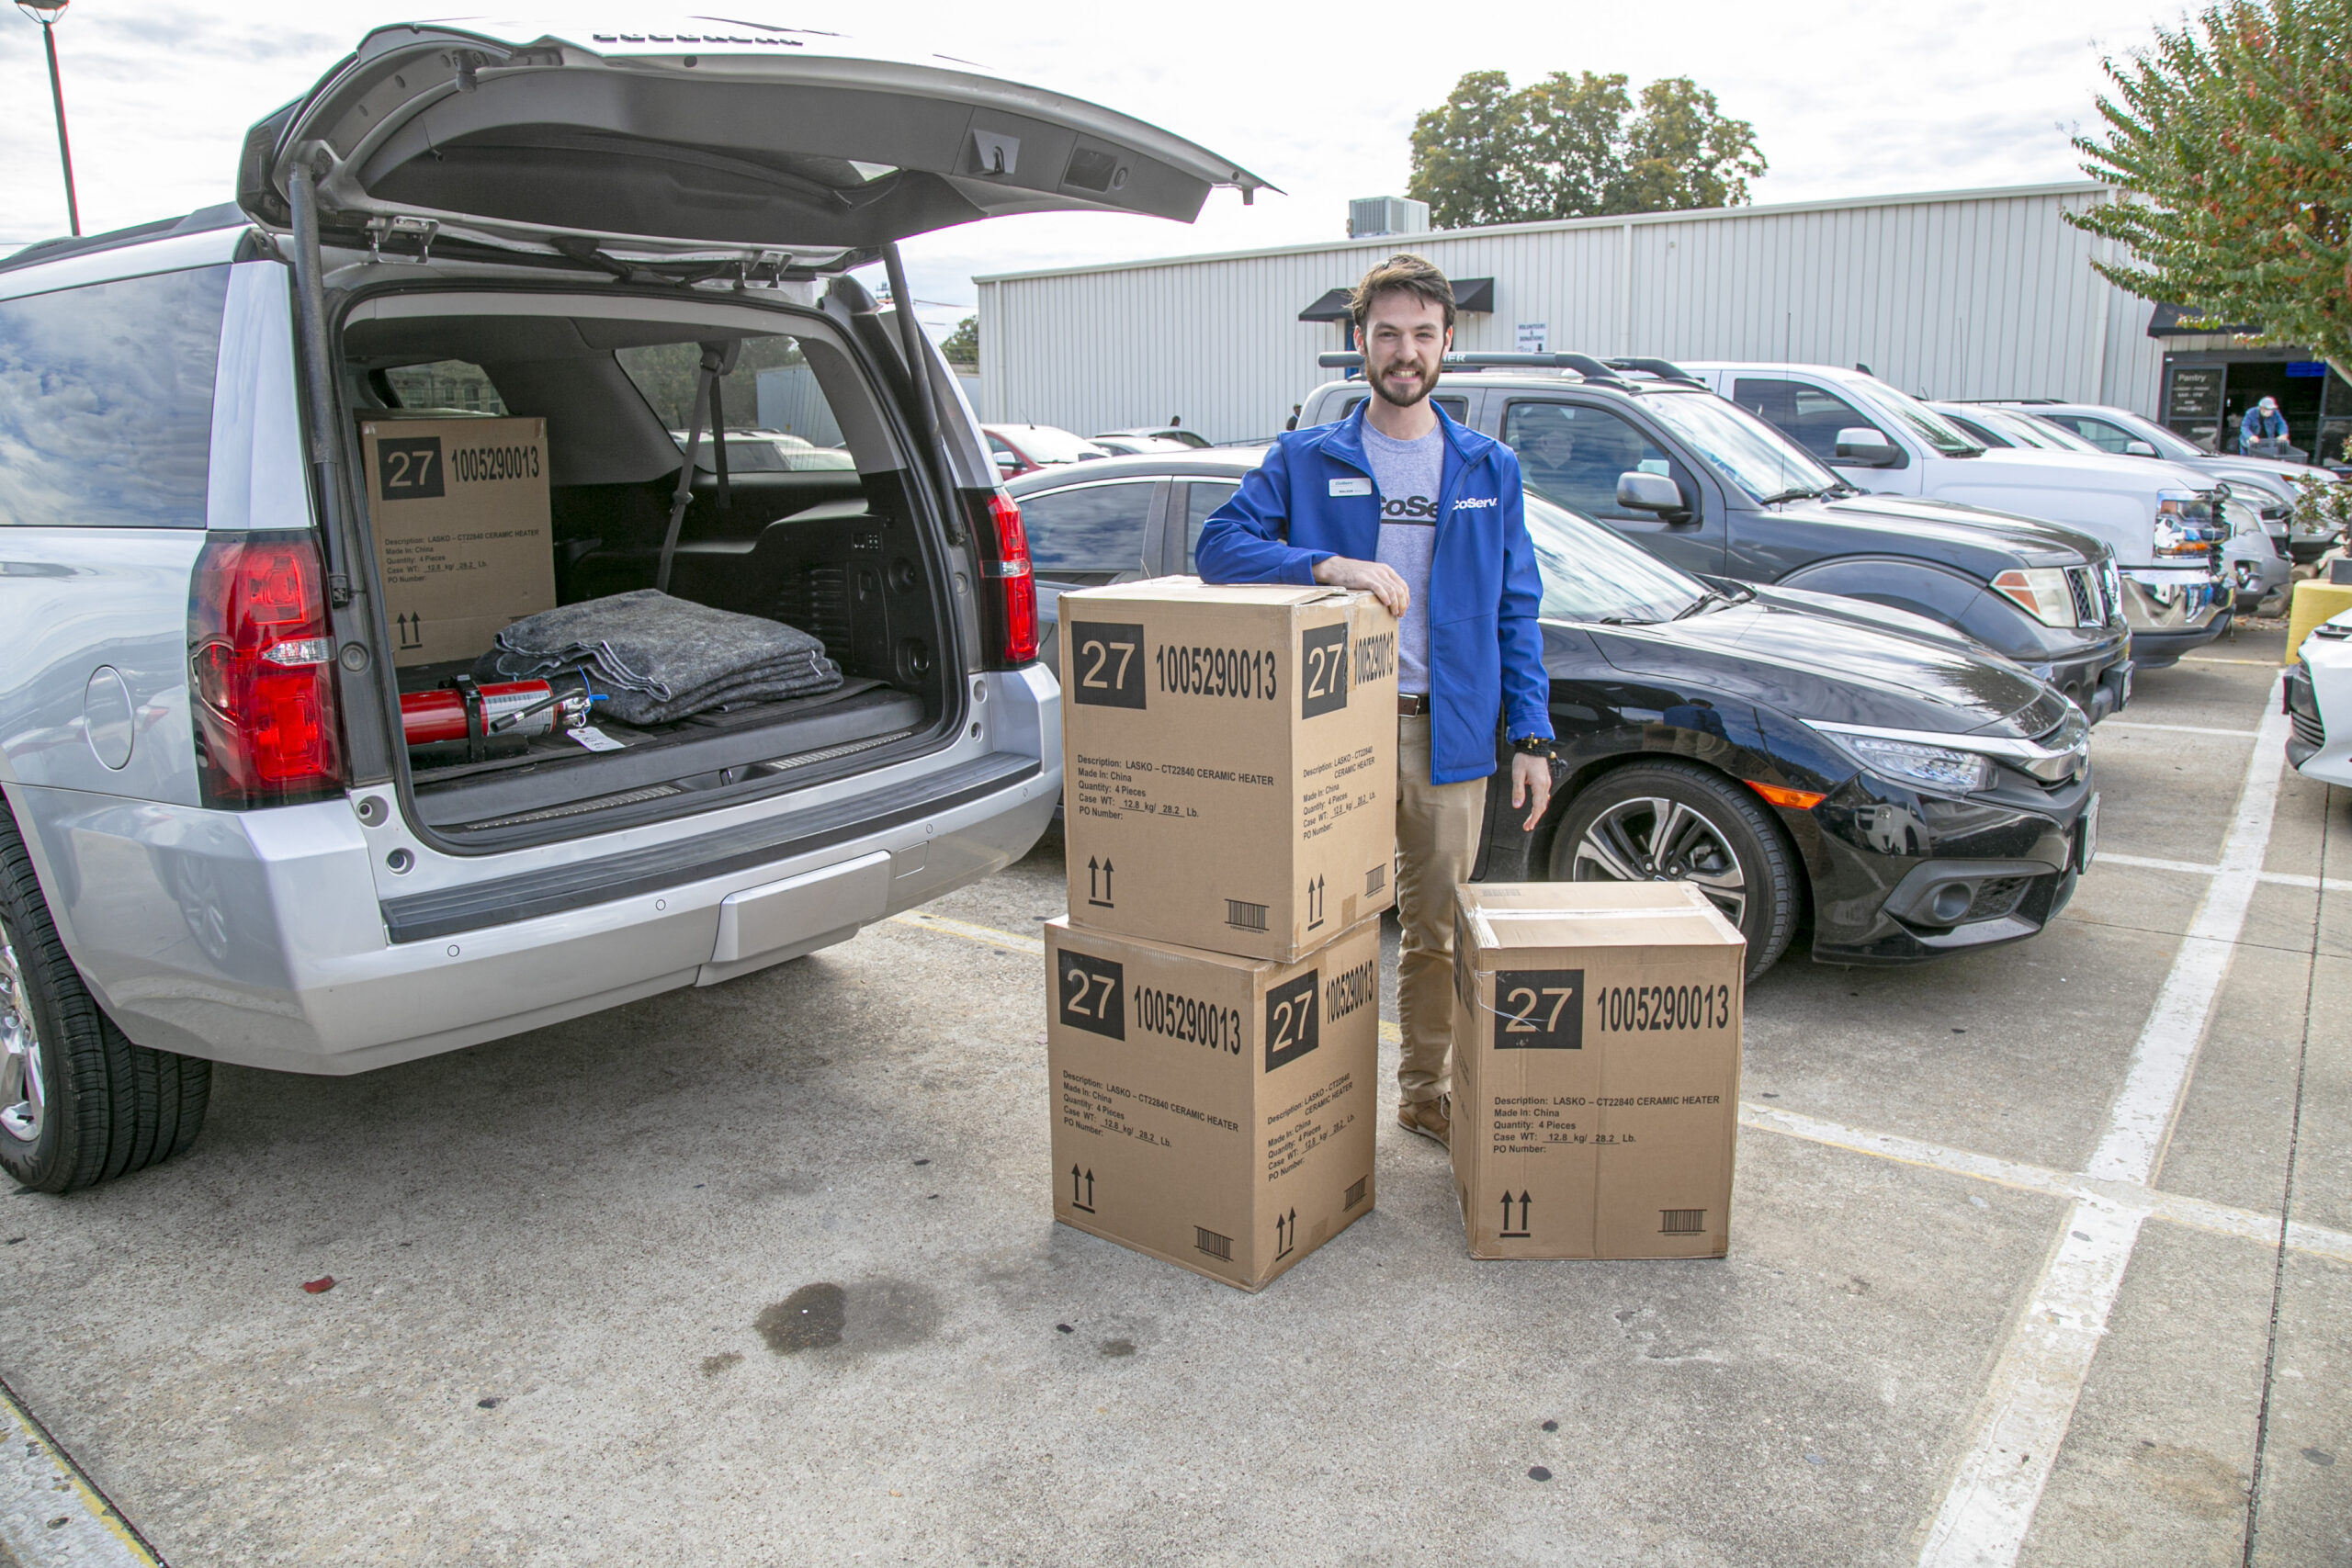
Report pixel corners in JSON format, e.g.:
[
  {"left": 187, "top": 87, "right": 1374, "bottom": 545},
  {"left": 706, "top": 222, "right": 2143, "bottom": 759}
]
[{"left": 337, "top": 288, "right": 962, "bottom": 847}]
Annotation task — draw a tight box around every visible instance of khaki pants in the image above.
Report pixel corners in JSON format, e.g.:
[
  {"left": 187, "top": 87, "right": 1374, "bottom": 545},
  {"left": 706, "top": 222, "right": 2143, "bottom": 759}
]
[{"left": 1395, "top": 714, "right": 1487, "bottom": 1106}]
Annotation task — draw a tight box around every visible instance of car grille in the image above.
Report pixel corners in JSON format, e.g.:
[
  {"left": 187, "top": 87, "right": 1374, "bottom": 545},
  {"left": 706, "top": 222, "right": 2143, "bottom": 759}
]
[
  {"left": 2288, "top": 660, "right": 2325, "bottom": 748},
  {"left": 1966, "top": 875, "right": 2031, "bottom": 922},
  {"left": 2064, "top": 567, "right": 2102, "bottom": 626},
  {"left": 2293, "top": 709, "right": 2326, "bottom": 748}
]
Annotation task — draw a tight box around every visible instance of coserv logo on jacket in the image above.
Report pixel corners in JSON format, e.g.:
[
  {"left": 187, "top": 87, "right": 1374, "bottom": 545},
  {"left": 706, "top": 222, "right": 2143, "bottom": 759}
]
[{"left": 1452, "top": 495, "right": 1497, "bottom": 510}]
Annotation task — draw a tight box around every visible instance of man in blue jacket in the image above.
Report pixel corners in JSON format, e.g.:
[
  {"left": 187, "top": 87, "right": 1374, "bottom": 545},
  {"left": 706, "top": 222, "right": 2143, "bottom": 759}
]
[{"left": 1196, "top": 254, "right": 1555, "bottom": 1149}]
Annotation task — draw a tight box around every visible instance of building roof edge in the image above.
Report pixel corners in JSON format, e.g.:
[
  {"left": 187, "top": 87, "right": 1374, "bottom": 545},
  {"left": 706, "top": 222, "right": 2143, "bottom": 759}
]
[{"left": 972, "top": 180, "right": 2113, "bottom": 286}]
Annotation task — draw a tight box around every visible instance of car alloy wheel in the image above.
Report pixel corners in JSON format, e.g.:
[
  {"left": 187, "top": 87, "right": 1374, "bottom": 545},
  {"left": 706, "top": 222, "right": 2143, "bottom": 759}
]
[
  {"left": 0, "top": 925, "right": 46, "bottom": 1145},
  {"left": 1568, "top": 795, "right": 1749, "bottom": 929},
  {"left": 1545, "top": 761, "right": 1801, "bottom": 977}
]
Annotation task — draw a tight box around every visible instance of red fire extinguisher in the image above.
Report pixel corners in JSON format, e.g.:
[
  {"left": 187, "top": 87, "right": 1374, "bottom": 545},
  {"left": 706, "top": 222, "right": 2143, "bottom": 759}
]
[{"left": 400, "top": 678, "right": 591, "bottom": 760}]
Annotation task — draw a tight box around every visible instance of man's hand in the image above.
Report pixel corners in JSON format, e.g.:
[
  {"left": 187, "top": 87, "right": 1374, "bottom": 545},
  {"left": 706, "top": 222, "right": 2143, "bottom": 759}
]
[
  {"left": 1312, "top": 556, "right": 1409, "bottom": 619},
  {"left": 1510, "top": 749, "right": 1553, "bottom": 832}
]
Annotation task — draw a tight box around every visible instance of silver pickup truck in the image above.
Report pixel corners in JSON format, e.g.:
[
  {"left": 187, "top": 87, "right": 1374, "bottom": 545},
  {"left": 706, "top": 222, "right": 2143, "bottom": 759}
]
[{"left": 0, "top": 22, "right": 1262, "bottom": 1190}]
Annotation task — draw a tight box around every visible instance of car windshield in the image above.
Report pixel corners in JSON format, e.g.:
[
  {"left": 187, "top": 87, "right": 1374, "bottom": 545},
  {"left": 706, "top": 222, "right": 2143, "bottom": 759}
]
[
  {"left": 1972, "top": 406, "right": 2098, "bottom": 453},
  {"left": 1855, "top": 381, "right": 1985, "bottom": 457},
  {"left": 1523, "top": 494, "right": 1709, "bottom": 623},
  {"left": 1007, "top": 426, "right": 1109, "bottom": 464},
  {"left": 2103, "top": 410, "right": 2204, "bottom": 461},
  {"left": 1640, "top": 390, "right": 1845, "bottom": 502}
]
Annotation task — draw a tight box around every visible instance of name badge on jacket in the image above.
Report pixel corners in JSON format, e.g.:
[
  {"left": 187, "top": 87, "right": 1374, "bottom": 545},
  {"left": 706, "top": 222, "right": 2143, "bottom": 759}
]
[{"left": 1329, "top": 477, "right": 1372, "bottom": 497}]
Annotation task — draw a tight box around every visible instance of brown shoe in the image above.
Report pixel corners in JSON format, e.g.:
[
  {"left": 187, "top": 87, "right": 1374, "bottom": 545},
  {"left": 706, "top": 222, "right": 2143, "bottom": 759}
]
[{"left": 1397, "top": 1094, "right": 1451, "bottom": 1147}]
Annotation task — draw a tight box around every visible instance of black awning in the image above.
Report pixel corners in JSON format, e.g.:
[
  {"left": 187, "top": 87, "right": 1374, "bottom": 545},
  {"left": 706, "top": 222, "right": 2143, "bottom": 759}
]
[
  {"left": 2148, "top": 302, "right": 2258, "bottom": 338},
  {"left": 1450, "top": 276, "right": 1494, "bottom": 313},
  {"left": 1298, "top": 287, "right": 1352, "bottom": 323},
  {"left": 1298, "top": 275, "right": 1495, "bottom": 322}
]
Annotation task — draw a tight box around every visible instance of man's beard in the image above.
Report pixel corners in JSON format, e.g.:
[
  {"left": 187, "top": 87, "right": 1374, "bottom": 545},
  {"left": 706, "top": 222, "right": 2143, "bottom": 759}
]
[{"left": 1369, "top": 355, "right": 1436, "bottom": 409}]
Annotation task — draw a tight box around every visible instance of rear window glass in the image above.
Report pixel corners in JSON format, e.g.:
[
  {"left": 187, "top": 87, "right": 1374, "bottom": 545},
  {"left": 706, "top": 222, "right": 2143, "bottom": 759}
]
[
  {"left": 616, "top": 336, "right": 852, "bottom": 466},
  {"left": 1333, "top": 394, "right": 1468, "bottom": 423},
  {"left": 0, "top": 265, "right": 231, "bottom": 529},
  {"left": 381, "top": 359, "right": 507, "bottom": 416},
  {"left": 1020, "top": 480, "right": 1155, "bottom": 572},
  {"left": 1184, "top": 480, "right": 1239, "bottom": 568}
]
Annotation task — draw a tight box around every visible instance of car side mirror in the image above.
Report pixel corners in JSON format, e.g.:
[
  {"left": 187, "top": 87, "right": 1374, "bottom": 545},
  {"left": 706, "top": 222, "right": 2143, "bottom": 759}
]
[
  {"left": 1617, "top": 470, "right": 1690, "bottom": 518},
  {"left": 992, "top": 450, "right": 1020, "bottom": 473},
  {"left": 1834, "top": 426, "right": 1902, "bottom": 467},
  {"left": 2124, "top": 440, "right": 2158, "bottom": 457}
]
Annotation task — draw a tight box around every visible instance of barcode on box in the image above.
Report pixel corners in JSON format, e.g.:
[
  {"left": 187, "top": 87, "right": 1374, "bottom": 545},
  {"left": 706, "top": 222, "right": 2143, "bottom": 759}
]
[
  {"left": 1366, "top": 863, "right": 1387, "bottom": 897},
  {"left": 1225, "top": 900, "right": 1269, "bottom": 932},
  {"left": 1344, "top": 1177, "right": 1367, "bottom": 1211},
  {"left": 1659, "top": 1209, "right": 1706, "bottom": 1235},
  {"left": 1194, "top": 1226, "right": 1233, "bottom": 1260}
]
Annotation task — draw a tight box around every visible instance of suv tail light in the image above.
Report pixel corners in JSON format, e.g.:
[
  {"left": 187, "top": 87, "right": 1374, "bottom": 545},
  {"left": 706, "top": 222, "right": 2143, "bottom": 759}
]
[
  {"left": 187, "top": 533, "right": 345, "bottom": 807},
  {"left": 964, "top": 487, "right": 1039, "bottom": 668}
]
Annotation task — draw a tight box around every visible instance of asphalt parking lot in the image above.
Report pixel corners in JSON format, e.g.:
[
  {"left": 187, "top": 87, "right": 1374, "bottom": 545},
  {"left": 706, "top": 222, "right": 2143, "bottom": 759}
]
[{"left": 0, "top": 627, "right": 2344, "bottom": 1568}]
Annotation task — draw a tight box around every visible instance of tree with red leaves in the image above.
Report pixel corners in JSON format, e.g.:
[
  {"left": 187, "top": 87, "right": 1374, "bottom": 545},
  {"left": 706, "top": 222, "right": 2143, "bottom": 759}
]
[{"left": 2068, "top": 0, "right": 2351, "bottom": 373}]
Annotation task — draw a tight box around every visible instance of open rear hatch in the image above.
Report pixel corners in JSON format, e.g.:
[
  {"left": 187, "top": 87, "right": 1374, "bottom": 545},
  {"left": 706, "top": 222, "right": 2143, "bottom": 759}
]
[{"left": 238, "top": 18, "right": 1272, "bottom": 267}]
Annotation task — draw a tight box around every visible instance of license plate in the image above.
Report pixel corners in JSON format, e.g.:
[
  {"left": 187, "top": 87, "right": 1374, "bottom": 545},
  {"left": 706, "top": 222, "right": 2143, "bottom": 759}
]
[{"left": 2078, "top": 792, "right": 2100, "bottom": 872}]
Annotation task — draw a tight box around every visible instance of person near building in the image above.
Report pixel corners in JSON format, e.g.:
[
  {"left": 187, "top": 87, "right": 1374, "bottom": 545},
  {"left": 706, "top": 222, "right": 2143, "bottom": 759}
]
[
  {"left": 1285, "top": 403, "right": 1302, "bottom": 432},
  {"left": 2241, "top": 395, "right": 2290, "bottom": 457},
  {"left": 1194, "top": 253, "right": 1554, "bottom": 1148}
]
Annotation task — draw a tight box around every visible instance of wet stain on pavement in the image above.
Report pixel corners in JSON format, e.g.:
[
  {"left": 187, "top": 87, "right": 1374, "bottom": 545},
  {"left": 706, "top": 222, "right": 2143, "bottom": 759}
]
[
  {"left": 701, "top": 1350, "right": 742, "bottom": 1376},
  {"left": 1099, "top": 1338, "right": 1136, "bottom": 1358},
  {"left": 758, "top": 1283, "right": 847, "bottom": 1353},
  {"left": 755, "top": 1277, "right": 941, "bottom": 1357}
]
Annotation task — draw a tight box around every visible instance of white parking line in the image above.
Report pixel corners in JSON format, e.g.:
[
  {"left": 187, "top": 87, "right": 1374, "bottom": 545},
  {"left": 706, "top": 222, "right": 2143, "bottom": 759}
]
[
  {"left": 1917, "top": 680, "right": 2291, "bottom": 1568},
  {"left": 2091, "top": 853, "right": 2352, "bottom": 895},
  {"left": 0, "top": 1380, "right": 160, "bottom": 1567},
  {"left": 2099, "top": 721, "right": 2259, "bottom": 738}
]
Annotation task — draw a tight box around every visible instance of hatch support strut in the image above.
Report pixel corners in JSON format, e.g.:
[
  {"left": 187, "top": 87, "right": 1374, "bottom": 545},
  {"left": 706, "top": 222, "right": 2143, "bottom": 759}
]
[
  {"left": 287, "top": 156, "right": 393, "bottom": 784},
  {"left": 882, "top": 243, "right": 956, "bottom": 538}
]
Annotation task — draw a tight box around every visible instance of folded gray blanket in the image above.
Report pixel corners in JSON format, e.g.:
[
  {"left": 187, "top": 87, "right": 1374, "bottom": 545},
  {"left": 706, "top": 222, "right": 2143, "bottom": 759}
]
[{"left": 477, "top": 589, "right": 842, "bottom": 725}]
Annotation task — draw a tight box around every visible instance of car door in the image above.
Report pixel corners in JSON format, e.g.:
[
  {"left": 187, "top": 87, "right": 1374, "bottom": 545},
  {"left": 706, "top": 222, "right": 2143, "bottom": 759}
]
[
  {"left": 1020, "top": 478, "right": 1167, "bottom": 673},
  {"left": 238, "top": 25, "right": 1269, "bottom": 258},
  {"left": 1726, "top": 375, "right": 1920, "bottom": 496},
  {"left": 1498, "top": 398, "right": 1724, "bottom": 574}
]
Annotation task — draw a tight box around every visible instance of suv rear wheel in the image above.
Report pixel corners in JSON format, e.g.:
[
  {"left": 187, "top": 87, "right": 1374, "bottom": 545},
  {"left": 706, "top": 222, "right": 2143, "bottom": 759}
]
[
  {"left": 1547, "top": 762, "right": 1800, "bottom": 979},
  {"left": 0, "top": 815, "right": 210, "bottom": 1192}
]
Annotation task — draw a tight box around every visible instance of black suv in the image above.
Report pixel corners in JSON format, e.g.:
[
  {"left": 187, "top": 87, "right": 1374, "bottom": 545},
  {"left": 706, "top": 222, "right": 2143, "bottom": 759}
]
[{"left": 1298, "top": 356, "right": 2133, "bottom": 720}]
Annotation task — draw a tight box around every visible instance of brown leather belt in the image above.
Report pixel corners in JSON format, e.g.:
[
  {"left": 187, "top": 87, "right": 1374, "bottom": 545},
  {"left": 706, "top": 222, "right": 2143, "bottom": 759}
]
[{"left": 1397, "top": 693, "right": 1430, "bottom": 716}]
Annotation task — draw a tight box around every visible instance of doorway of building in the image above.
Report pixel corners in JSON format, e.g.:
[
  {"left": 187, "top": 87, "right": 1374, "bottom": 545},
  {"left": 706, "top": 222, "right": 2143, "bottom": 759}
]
[{"left": 2161, "top": 351, "right": 2351, "bottom": 465}]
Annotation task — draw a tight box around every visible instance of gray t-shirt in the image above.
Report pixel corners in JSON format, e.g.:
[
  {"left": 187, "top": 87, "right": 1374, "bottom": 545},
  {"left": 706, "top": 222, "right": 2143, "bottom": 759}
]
[{"left": 1361, "top": 423, "right": 1444, "bottom": 694}]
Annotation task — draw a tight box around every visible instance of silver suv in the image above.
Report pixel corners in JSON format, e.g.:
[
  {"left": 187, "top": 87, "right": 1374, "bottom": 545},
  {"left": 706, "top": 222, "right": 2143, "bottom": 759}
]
[{"left": 0, "top": 22, "right": 1261, "bottom": 1190}]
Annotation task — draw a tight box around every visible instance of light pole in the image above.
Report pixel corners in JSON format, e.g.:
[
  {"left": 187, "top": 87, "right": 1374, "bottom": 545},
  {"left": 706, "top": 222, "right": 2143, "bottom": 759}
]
[{"left": 17, "top": 0, "right": 78, "bottom": 236}]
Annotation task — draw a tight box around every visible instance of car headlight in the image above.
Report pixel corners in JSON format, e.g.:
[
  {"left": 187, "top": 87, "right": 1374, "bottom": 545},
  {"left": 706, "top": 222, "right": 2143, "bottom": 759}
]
[
  {"left": 1836, "top": 735, "right": 1995, "bottom": 793},
  {"left": 2153, "top": 517, "right": 2215, "bottom": 558},
  {"left": 1990, "top": 568, "right": 2077, "bottom": 627}
]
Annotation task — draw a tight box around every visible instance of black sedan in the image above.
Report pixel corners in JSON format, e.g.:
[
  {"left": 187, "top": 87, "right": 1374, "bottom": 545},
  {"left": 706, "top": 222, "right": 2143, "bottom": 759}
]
[{"left": 1010, "top": 451, "right": 2097, "bottom": 978}]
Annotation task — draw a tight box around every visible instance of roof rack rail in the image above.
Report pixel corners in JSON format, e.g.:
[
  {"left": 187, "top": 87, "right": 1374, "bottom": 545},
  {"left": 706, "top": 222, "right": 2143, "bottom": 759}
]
[
  {"left": 1315, "top": 350, "right": 1633, "bottom": 388},
  {"left": 1603, "top": 357, "right": 1706, "bottom": 387}
]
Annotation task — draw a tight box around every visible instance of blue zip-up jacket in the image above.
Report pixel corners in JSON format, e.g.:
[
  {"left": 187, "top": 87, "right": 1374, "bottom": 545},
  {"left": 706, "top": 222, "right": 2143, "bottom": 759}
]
[{"left": 1195, "top": 401, "right": 1553, "bottom": 784}]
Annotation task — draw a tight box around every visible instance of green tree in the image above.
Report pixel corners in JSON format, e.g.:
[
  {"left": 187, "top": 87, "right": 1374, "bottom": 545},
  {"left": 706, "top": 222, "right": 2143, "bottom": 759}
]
[
  {"left": 941, "top": 314, "right": 979, "bottom": 368},
  {"left": 1408, "top": 70, "right": 1765, "bottom": 227},
  {"left": 2067, "top": 0, "right": 2352, "bottom": 371}
]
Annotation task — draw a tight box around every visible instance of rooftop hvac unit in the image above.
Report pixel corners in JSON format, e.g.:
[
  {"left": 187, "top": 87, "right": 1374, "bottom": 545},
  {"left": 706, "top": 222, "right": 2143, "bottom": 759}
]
[{"left": 1348, "top": 196, "right": 1430, "bottom": 239}]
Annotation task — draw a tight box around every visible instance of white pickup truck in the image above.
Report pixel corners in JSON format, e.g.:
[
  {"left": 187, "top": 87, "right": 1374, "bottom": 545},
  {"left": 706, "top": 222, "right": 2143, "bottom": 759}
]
[{"left": 1684, "top": 363, "right": 2232, "bottom": 665}]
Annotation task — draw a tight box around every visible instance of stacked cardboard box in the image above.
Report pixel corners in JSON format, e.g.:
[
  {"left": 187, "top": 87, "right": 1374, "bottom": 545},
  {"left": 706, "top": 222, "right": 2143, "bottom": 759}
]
[
  {"left": 1046, "top": 580, "right": 1397, "bottom": 1290},
  {"left": 1449, "top": 882, "right": 1746, "bottom": 1259},
  {"left": 358, "top": 416, "right": 556, "bottom": 669}
]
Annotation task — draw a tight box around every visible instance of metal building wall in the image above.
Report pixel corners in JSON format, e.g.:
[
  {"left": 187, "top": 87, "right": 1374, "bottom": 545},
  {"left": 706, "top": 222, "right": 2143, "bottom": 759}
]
[{"left": 976, "top": 182, "right": 2168, "bottom": 446}]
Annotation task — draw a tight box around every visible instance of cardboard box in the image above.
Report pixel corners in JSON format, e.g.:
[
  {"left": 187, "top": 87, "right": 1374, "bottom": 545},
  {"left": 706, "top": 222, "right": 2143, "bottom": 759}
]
[
  {"left": 1057, "top": 579, "right": 1397, "bottom": 962},
  {"left": 1046, "top": 915, "right": 1380, "bottom": 1292},
  {"left": 358, "top": 417, "right": 556, "bottom": 669},
  {"left": 1450, "top": 882, "right": 1745, "bottom": 1260}
]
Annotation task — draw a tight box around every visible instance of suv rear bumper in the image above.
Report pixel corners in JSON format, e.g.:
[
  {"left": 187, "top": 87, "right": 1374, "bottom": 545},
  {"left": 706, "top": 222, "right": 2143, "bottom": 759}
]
[{"left": 8, "top": 684, "right": 1059, "bottom": 1075}]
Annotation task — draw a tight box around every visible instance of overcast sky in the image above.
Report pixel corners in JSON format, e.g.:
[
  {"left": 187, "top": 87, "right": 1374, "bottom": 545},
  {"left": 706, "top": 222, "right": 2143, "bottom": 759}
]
[{"left": 0, "top": 2, "right": 2194, "bottom": 338}]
